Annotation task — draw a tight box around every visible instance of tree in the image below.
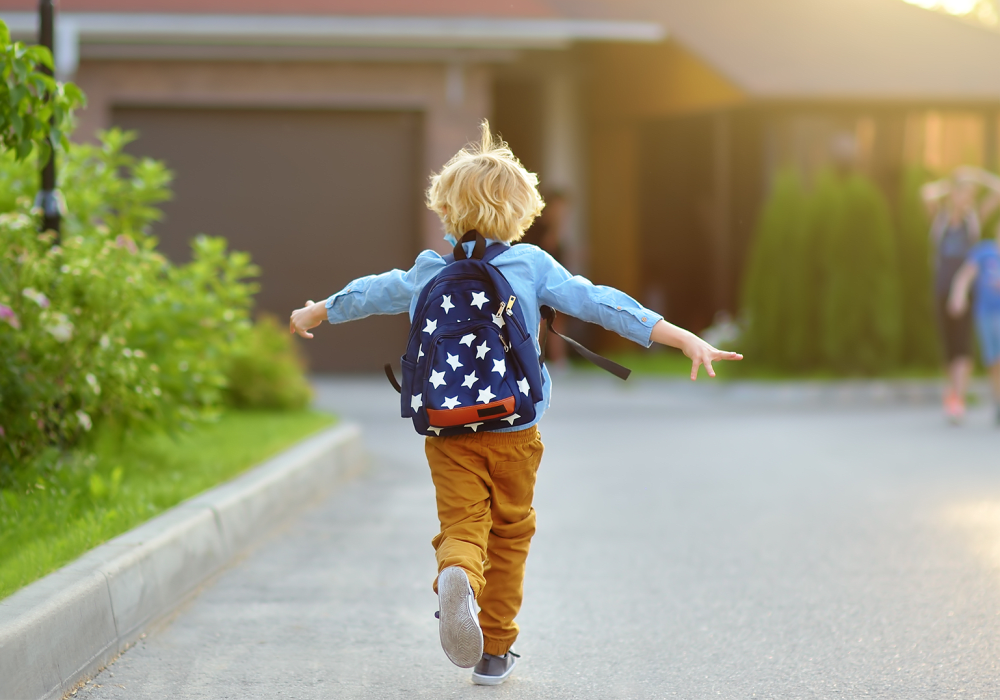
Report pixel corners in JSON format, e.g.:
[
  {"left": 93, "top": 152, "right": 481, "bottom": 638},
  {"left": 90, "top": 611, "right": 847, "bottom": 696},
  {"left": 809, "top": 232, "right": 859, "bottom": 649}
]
[{"left": 0, "top": 20, "right": 82, "bottom": 163}]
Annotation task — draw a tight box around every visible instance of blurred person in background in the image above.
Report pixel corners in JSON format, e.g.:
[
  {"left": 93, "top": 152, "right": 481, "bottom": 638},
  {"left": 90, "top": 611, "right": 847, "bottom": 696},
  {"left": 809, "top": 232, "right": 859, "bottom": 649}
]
[
  {"left": 948, "top": 190, "right": 1000, "bottom": 426},
  {"left": 922, "top": 167, "right": 1000, "bottom": 422}
]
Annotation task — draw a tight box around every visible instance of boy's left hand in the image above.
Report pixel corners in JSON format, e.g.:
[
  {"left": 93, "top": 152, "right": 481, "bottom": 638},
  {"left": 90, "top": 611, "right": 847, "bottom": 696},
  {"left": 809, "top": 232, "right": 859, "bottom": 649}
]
[
  {"left": 682, "top": 336, "right": 743, "bottom": 380},
  {"left": 289, "top": 300, "right": 326, "bottom": 339}
]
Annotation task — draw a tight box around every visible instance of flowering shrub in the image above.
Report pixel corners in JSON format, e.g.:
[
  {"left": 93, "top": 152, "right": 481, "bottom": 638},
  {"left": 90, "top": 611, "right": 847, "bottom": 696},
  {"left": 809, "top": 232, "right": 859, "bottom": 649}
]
[{"left": 0, "top": 130, "right": 258, "bottom": 477}]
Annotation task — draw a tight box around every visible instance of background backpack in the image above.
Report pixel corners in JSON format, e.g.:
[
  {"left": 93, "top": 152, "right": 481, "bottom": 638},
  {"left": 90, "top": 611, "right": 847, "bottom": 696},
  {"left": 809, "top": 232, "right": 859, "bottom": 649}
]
[{"left": 385, "top": 231, "right": 629, "bottom": 436}]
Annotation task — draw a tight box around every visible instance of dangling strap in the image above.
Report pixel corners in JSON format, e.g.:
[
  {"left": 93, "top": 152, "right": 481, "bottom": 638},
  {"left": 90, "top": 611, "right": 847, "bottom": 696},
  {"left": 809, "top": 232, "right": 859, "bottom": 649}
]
[
  {"left": 540, "top": 305, "right": 632, "bottom": 381},
  {"left": 384, "top": 363, "right": 402, "bottom": 393}
]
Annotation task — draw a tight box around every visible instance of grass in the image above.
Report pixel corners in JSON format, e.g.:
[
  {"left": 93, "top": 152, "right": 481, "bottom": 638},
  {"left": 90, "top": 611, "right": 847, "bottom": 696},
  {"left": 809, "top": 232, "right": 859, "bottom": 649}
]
[
  {"left": 0, "top": 409, "right": 335, "bottom": 600},
  {"left": 576, "top": 347, "right": 735, "bottom": 379},
  {"left": 578, "top": 348, "right": 956, "bottom": 381}
]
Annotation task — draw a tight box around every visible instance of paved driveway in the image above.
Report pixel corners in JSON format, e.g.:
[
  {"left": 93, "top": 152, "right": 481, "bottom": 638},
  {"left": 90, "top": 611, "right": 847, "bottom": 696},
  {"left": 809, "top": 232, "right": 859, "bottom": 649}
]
[{"left": 76, "top": 376, "right": 1000, "bottom": 699}]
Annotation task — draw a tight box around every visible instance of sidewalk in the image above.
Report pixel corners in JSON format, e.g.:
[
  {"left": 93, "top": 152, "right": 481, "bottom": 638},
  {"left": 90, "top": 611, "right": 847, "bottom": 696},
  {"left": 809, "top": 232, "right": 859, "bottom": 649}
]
[{"left": 70, "top": 375, "right": 1000, "bottom": 699}]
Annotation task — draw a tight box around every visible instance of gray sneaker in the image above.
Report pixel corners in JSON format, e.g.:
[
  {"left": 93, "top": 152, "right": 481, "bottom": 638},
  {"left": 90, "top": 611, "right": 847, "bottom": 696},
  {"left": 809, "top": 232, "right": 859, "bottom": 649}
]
[
  {"left": 436, "top": 567, "right": 483, "bottom": 668},
  {"left": 472, "top": 651, "right": 519, "bottom": 686}
]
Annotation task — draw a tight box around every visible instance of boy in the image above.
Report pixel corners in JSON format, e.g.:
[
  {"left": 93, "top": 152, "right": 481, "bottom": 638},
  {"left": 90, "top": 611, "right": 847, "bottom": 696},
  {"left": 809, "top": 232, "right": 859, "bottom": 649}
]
[
  {"left": 949, "top": 221, "right": 1000, "bottom": 424},
  {"left": 289, "top": 122, "right": 742, "bottom": 685}
]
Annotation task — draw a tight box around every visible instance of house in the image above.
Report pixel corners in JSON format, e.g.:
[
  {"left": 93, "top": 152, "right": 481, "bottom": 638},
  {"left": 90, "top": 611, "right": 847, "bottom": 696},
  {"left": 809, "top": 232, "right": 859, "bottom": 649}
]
[{"left": 4, "top": 0, "right": 1000, "bottom": 368}]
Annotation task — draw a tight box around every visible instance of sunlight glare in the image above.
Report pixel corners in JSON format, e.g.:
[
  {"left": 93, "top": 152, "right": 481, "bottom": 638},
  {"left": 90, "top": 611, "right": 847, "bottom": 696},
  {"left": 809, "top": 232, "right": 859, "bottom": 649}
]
[{"left": 902, "top": 0, "right": 999, "bottom": 26}]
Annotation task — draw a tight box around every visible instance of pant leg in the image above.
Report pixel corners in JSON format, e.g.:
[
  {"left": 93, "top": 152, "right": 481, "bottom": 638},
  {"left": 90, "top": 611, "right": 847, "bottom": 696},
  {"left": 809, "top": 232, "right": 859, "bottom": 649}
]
[
  {"left": 425, "top": 436, "right": 492, "bottom": 595},
  {"left": 478, "top": 428, "right": 544, "bottom": 656}
]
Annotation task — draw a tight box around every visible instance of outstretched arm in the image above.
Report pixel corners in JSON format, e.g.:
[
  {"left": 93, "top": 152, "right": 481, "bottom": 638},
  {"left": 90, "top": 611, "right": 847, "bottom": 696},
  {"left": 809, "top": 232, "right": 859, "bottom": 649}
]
[
  {"left": 534, "top": 248, "right": 742, "bottom": 380},
  {"left": 288, "top": 251, "right": 445, "bottom": 339},
  {"left": 650, "top": 319, "right": 743, "bottom": 380}
]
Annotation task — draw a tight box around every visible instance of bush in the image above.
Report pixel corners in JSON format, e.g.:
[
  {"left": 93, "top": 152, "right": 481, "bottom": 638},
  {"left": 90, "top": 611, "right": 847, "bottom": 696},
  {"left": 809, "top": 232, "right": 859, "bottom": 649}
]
[
  {"left": 226, "top": 315, "right": 313, "bottom": 411},
  {"left": 821, "top": 174, "right": 902, "bottom": 374},
  {"left": 0, "top": 130, "right": 261, "bottom": 479},
  {"left": 741, "top": 169, "right": 910, "bottom": 375},
  {"left": 741, "top": 169, "right": 808, "bottom": 369}
]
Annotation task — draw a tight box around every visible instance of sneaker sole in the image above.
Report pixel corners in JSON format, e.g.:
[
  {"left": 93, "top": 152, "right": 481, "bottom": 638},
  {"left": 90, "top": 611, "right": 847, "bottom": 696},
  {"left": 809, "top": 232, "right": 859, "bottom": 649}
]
[
  {"left": 438, "top": 567, "right": 483, "bottom": 668},
  {"left": 471, "top": 656, "right": 516, "bottom": 686}
]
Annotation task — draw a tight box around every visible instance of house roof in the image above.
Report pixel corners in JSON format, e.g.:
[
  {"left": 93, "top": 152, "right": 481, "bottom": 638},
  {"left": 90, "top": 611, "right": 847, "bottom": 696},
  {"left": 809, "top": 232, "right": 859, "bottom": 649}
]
[
  {"left": 3, "top": 0, "right": 1000, "bottom": 100},
  {"left": 571, "top": 0, "right": 1000, "bottom": 101},
  {"left": 0, "top": 0, "right": 560, "bottom": 15}
]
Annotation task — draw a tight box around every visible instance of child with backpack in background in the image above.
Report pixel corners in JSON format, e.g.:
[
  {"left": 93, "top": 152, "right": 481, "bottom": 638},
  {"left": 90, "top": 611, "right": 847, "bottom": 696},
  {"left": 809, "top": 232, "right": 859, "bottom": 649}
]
[
  {"left": 289, "top": 121, "right": 742, "bottom": 685},
  {"left": 949, "top": 218, "right": 1000, "bottom": 425}
]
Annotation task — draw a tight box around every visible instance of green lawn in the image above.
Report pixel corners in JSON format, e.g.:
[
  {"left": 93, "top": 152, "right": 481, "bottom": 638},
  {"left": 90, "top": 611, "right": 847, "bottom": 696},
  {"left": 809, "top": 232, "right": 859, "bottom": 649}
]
[
  {"left": 0, "top": 409, "right": 335, "bottom": 600},
  {"left": 581, "top": 348, "right": 952, "bottom": 381},
  {"left": 577, "top": 348, "right": 730, "bottom": 379}
]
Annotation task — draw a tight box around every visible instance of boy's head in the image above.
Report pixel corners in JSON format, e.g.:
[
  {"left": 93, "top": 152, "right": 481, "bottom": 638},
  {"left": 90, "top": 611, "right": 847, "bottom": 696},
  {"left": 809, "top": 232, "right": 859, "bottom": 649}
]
[{"left": 427, "top": 120, "right": 544, "bottom": 243}]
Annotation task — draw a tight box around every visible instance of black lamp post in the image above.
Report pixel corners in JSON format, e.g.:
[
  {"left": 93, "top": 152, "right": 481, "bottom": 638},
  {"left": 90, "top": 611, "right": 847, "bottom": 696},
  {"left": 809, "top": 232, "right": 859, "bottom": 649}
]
[{"left": 36, "top": 0, "right": 60, "bottom": 235}]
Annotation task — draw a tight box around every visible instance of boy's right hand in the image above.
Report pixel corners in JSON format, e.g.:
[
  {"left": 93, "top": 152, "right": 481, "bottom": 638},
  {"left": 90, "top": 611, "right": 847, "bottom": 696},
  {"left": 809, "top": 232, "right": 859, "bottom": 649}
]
[{"left": 289, "top": 300, "right": 326, "bottom": 339}]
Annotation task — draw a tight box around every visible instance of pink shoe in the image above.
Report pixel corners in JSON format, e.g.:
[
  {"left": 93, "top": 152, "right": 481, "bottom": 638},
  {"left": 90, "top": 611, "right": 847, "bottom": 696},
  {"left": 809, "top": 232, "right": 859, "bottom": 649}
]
[{"left": 944, "top": 393, "right": 965, "bottom": 424}]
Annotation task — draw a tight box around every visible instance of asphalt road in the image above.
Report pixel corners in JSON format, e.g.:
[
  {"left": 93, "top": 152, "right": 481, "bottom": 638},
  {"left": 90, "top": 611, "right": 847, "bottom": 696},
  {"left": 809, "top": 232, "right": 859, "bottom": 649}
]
[{"left": 75, "top": 375, "right": 1000, "bottom": 699}]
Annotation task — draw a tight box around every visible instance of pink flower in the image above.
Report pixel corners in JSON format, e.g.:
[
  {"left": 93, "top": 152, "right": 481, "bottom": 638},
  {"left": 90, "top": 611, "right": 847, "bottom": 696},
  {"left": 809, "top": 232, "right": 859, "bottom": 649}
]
[
  {"left": 0, "top": 304, "right": 20, "bottom": 330},
  {"left": 115, "top": 235, "right": 139, "bottom": 255},
  {"left": 22, "top": 287, "right": 50, "bottom": 308}
]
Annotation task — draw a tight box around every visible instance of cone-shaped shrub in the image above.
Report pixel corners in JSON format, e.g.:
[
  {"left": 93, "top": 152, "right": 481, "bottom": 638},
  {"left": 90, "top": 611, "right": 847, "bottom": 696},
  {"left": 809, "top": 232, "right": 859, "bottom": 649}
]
[
  {"left": 821, "top": 174, "right": 902, "bottom": 374},
  {"left": 741, "top": 168, "right": 807, "bottom": 368},
  {"left": 797, "top": 170, "right": 844, "bottom": 369}
]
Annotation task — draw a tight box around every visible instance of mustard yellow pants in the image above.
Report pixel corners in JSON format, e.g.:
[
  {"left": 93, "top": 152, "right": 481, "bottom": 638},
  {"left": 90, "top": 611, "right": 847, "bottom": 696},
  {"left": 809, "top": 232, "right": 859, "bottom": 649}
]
[{"left": 425, "top": 427, "right": 543, "bottom": 657}]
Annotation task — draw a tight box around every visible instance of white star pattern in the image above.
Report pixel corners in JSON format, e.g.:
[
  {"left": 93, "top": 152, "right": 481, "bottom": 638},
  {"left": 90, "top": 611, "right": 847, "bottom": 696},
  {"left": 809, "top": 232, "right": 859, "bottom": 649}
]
[
  {"left": 502, "top": 413, "right": 521, "bottom": 425},
  {"left": 459, "top": 333, "right": 475, "bottom": 347},
  {"left": 470, "top": 291, "right": 489, "bottom": 309},
  {"left": 418, "top": 347, "right": 424, "bottom": 360},
  {"left": 428, "top": 427, "right": 443, "bottom": 436},
  {"left": 442, "top": 396, "right": 461, "bottom": 410},
  {"left": 491, "top": 313, "right": 506, "bottom": 329},
  {"left": 517, "top": 378, "right": 530, "bottom": 396},
  {"left": 492, "top": 359, "right": 506, "bottom": 376},
  {"left": 411, "top": 393, "right": 423, "bottom": 412},
  {"left": 423, "top": 318, "right": 437, "bottom": 335},
  {"left": 446, "top": 353, "right": 463, "bottom": 372},
  {"left": 465, "top": 422, "right": 484, "bottom": 432},
  {"left": 462, "top": 371, "right": 478, "bottom": 389},
  {"left": 477, "top": 386, "right": 496, "bottom": 404},
  {"left": 429, "top": 369, "right": 447, "bottom": 389},
  {"left": 441, "top": 295, "right": 455, "bottom": 314},
  {"left": 475, "top": 341, "right": 490, "bottom": 360}
]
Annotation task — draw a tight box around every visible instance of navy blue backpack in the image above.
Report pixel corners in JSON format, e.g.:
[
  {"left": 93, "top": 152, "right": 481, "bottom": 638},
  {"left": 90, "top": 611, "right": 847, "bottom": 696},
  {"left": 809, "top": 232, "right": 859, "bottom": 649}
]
[{"left": 385, "top": 230, "right": 630, "bottom": 436}]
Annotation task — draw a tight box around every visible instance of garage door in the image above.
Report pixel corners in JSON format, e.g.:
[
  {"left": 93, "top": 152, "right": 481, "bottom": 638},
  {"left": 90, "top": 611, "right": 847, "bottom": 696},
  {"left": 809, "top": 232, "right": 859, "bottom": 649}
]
[{"left": 113, "top": 107, "right": 423, "bottom": 373}]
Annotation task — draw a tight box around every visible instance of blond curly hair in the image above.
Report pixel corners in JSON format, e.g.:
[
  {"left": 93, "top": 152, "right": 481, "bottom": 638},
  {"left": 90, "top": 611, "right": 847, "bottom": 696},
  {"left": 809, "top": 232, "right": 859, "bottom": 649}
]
[{"left": 426, "top": 120, "right": 545, "bottom": 243}]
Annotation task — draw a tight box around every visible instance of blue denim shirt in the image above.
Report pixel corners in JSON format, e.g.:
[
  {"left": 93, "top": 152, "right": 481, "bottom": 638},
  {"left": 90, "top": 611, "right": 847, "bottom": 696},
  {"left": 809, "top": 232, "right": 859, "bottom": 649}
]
[{"left": 325, "top": 239, "right": 663, "bottom": 430}]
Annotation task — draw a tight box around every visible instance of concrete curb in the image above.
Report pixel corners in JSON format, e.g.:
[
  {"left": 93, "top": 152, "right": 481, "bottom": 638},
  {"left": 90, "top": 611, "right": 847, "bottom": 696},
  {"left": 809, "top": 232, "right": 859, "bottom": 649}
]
[{"left": 0, "top": 423, "right": 364, "bottom": 700}]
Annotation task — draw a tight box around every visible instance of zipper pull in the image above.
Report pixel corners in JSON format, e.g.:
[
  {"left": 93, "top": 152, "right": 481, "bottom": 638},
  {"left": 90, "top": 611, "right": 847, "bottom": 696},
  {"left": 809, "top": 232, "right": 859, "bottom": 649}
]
[
  {"left": 506, "top": 295, "right": 516, "bottom": 316},
  {"left": 497, "top": 301, "right": 507, "bottom": 317}
]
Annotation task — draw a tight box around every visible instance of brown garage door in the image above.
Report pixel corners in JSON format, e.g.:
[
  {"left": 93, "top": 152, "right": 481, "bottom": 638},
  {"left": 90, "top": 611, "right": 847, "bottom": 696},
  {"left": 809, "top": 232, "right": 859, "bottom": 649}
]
[{"left": 113, "top": 107, "right": 423, "bottom": 373}]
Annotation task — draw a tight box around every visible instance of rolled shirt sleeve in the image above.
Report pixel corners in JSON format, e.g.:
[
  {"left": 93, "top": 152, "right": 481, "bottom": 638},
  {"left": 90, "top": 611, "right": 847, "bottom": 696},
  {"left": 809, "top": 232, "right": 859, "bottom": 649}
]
[
  {"left": 535, "top": 250, "right": 663, "bottom": 347},
  {"left": 325, "top": 250, "right": 444, "bottom": 325}
]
